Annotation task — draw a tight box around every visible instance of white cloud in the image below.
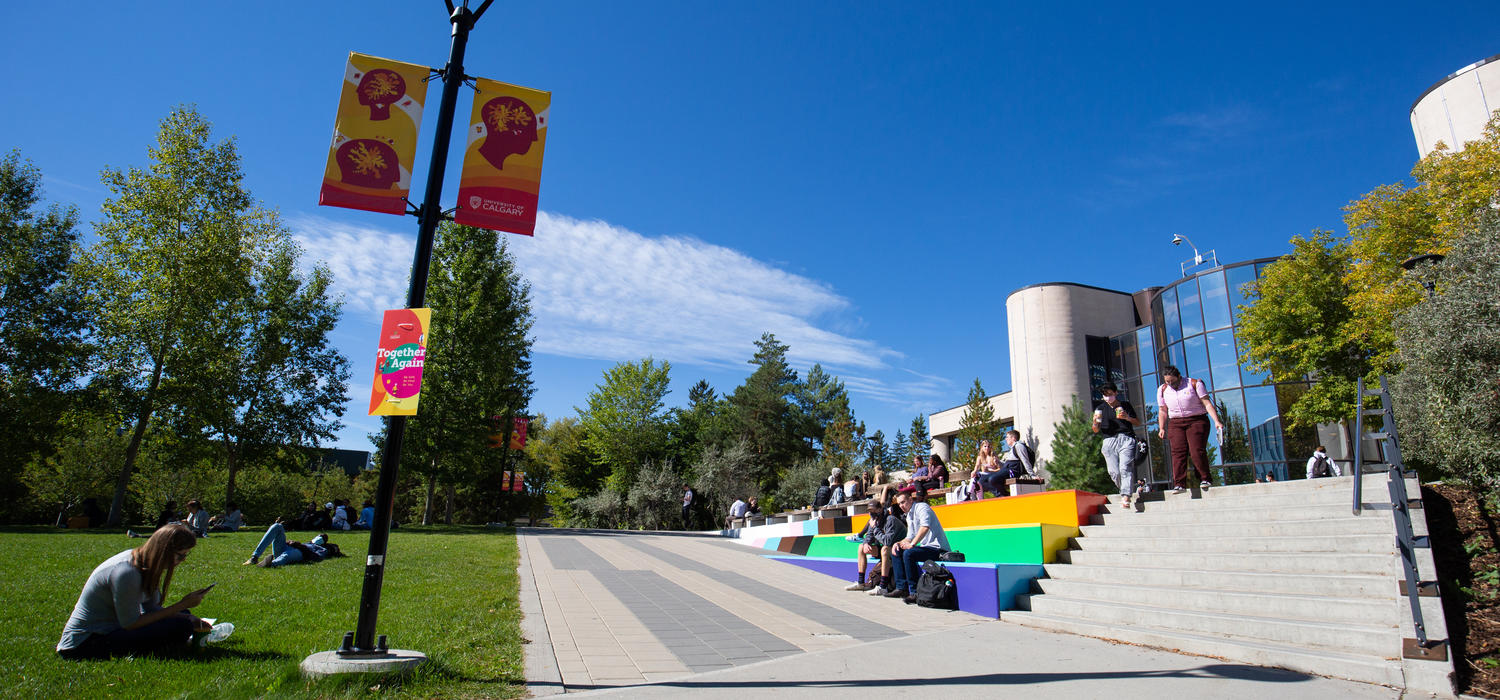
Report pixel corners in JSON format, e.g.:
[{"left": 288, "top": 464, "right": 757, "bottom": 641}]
[
  {"left": 290, "top": 215, "right": 413, "bottom": 314},
  {"left": 290, "top": 210, "right": 908, "bottom": 399}
]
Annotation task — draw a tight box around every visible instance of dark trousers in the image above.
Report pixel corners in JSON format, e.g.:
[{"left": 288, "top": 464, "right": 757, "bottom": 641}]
[
  {"left": 1167, "top": 414, "right": 1212, "bottom": 487},
  {"left": 892, "top": 545, "right": 944, "bottom": 594},
  {"left": 58, "top": 614, "right": 196, "bottom": 660}
]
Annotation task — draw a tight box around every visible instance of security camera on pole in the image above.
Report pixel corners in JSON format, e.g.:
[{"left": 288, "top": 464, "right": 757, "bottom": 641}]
[{"left": 1171, "top": 234, "right": 1218, "bottom": 277}]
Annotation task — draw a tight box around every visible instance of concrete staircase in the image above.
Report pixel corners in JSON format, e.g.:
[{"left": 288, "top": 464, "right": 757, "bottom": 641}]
[{"left": 1002, "top": 474, "right": 1429, "bottom": 689}]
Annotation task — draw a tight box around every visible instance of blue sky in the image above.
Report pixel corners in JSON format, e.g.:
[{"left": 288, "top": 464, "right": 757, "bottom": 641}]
[{"left": 5, "top": 1, "right": 1498, "bottom": 451}]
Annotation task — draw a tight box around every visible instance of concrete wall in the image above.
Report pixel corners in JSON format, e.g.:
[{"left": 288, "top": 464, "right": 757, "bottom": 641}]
[
  {"left": 1411, "top": 54, "right": 1500, "bottom": 156},
  {"left": 1005, "top": 284, "right": 1139, "bottom": 470}
]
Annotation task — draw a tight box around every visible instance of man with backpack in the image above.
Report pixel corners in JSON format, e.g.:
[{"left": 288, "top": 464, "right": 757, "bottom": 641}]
[
  {"left": 1306, "top": 446, "right": 1340, "bottom": 478},
  {"left": 883, "top": 485, "right": 949, "bottom": 605}
]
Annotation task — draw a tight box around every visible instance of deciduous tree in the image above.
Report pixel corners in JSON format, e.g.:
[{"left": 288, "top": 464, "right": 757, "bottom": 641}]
[{"left": 579, "top": 358, "right": 672, "bottom": 490}]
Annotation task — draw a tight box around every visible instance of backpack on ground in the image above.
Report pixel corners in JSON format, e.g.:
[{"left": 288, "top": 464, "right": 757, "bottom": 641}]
[{"left": 914, "top": 561, "right": 958, "bottom": 610}]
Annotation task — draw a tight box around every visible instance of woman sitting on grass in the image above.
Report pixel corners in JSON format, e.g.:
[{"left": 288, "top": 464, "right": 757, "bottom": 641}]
[
  {"left": 56, "top": 523, "right": 214, "bottom": 659},
  {"left": 244, "top": 519, "right": 345, "bottom": 567}
]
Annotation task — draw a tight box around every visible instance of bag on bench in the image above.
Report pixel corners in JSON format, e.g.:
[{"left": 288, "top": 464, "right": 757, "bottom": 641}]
[{"left": 915, "top": 561, "right": 958, "bottom": 610}]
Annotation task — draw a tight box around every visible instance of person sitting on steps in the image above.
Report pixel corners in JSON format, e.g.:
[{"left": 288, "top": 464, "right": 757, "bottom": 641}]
[
  {"left": 844, "top": 500, "right": 889, "bottom": 591},
  {"left": 884, "top": 485, "right": 950, "bottom": 604}
]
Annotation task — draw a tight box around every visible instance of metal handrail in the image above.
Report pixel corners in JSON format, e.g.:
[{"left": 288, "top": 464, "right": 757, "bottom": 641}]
[{"left": 1356, "top": 375, "right": 1439, "bottom": 654}]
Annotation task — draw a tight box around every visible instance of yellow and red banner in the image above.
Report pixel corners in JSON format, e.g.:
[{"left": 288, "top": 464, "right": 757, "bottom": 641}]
[
  {"left": 455, "top": 78, "right": 550, "bottom": 235},
  {"left": 368, "top": 308, "right": 431, "bottom": 416},
  {"left": 320, "top": 52, "right": 431, "bottom": 215},
  {"left": 509, "top": 416, "right": 529, "bottom": 450}
]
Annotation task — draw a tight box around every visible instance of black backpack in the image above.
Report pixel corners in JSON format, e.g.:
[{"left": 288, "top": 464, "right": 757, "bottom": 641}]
[
  {"left": 1311, "top": 454, "right": 1332, "bottom": 478},
  {"left": 914, "top": 561, "right": 958, "bottom": 610}
]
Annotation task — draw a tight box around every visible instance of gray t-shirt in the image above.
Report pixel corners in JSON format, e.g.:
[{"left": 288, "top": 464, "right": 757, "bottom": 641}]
[
  {"left": 908, "top": 502, "right": 950, "bottom": 551},
  {"left": 57, "top": 550, "right": 160, "bottom": 651}
]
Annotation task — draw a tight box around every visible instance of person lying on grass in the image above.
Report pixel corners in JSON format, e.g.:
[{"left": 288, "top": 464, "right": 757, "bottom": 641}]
[
  {"left": 243, "top": 519, "right": 346, "bottom": 567},
  {"left": 56, "top": 523, "right": 216, "bottom": 659}
]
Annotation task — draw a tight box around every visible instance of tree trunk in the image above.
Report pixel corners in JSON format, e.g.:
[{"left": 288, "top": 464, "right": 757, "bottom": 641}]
[
  {"left": 444, "top": 482, "right": 455, "bottom": 525},
  {"left": 223, "top": 438, "right": 240, "bottom": 507},
  {"left": 422, "top": 470, "right": 437, "bottom": 525},
  {"left": 107, "top": 356, "right": 165, "bottom": 527}
]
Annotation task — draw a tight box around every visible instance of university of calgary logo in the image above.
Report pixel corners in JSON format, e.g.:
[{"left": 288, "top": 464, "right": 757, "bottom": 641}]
[{"left": 469, "top": 195, "right": 482, "bottom": 209}]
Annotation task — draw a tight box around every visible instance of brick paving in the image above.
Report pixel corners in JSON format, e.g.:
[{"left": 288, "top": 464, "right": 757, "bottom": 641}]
[{"left": 519, "top": 529, "right": 984, "bottom": 691}]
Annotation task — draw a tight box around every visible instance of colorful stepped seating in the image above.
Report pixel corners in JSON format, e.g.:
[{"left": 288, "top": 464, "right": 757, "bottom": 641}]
[{"left": 729, "top": 490, "right": 1107, "bottom": 618}]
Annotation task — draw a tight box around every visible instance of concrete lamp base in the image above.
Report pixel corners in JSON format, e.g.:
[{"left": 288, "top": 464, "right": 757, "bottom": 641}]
[{"left": 300, "top": 649, "right": 428, "bottom": 678}]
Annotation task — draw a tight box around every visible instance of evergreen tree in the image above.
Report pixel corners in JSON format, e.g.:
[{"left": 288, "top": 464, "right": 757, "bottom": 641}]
[
  {"left": 866, "top": 429, "right": 890, "bottom": 475},
  {"left": 908, "top": 414, "right": 930, "bottom": 463},
  {"left": 890, "top": 430, "right": 910, "bottom": 471},
  {"left": 796, "top": 363, "right": 847, "bottom": 450},
  {"left": 953, "top": 378, "right": 999, "bottom": 472},
  {"left": 726, "top": 333, "right": 808, "bottom": 489},
  {"left": 401, "top": 224, "right": 534, "bottom": 523},
  {"left": 1047, "top": 395, "right": 1112, "bottom": 493}
]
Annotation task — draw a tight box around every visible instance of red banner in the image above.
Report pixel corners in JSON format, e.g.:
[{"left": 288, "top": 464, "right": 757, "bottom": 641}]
[
  {"left": 509, "top": 416, "right": 529, "bottom": 450},
  {"left": 320, "top": 52, "right": 431, "bottom": 215},
  {"left": 455, "top": 78, "right": 551, "bottom": 235}
]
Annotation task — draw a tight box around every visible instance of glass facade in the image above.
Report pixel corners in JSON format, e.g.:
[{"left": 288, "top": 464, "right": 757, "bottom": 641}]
[{"left": 1106, "top": 259, "right": 1319, "bottom": 486}]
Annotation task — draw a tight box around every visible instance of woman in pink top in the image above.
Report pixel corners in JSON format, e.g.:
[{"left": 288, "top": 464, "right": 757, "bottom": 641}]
[{"left": 1156, "top": 365, "right": 1224, "bottom": 493}]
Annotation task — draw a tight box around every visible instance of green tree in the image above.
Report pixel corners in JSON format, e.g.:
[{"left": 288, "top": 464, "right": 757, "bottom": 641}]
[
  {"left": 78, "top": 106, "right": 270, "bottom": 526},
  {"left": 0, "top": 151, "right": 89, "bottom": 519},
  {"left": 866, "top": 429, "right": 891, "bottom": 476},
  {"left": 691, "top": 440, "right": 759, "bottom": 522},
  {"left": 578, "top": 358, "right": 672, "bottom": 491},
  {"left": 953, "top": 378, "right": 999, "bottom": 472},
  {"left": 1344, "top": 113, "right": 1500, "bottom": 373},
  {"left": 890, "top": 430, "right": 910, "bottom": 471},
  {"left": 20, "top": 412, "right": 124, "bottom": 525},
  {"left": 1238, "top": 230, "right": 1367, "bottom": 433},
  {"left": 627, "top": 459, "right": 684, "bottom": 530},
  {"left": 186, "top": 234, "right": 350, "bottom": 505},
  {"left": 403, "top": 223, "right": 534, "bottom": 523},
  {"left": 525, "top": 414, "right": 601, "bottom": 527},
  {"left": 1391, "top": 213, "right": 1500, "bottom": 493},
  {"left": 796, "top": 363, "right": 847, "bottom": 449},
  {"left": 1046, "top": 396, "right": 1112, "bottom": 493},
  {"left": 907, "top": 414, "right": 930, "bottom": 464},
  {"left": 726, "top": 333, "right": 808, "bottom": 489}
]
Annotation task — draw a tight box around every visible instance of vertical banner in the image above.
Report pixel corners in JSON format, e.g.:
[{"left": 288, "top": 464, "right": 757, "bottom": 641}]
[
  {"left": 320, "top": 52, "right": 431, "bottom": 215},
  {"left": 502, "top": 472, "right": 526, "bottom": 491},
  {"left": 368, "top": 308, "right": 431, "bottom": 416},
  {"left": 455, "top": 78, "right": 551, "bottom": 235},
  {"left": 509, "top": 416, "right": 530, "bottom": 450}
]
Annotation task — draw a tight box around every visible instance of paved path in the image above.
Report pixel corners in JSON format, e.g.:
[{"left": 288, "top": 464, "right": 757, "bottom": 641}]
[{"left": 517, "top": 529, "right": 1400, "bottom": 698}]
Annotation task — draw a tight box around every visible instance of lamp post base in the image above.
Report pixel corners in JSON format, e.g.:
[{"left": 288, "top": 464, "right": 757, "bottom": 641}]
[{"left": 300, "top": 649, "right": 428, "bottom": 678}]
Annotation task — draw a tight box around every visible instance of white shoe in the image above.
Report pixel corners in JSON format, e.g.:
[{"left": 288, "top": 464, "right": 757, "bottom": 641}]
[
  {"left": 197, "top": 622, "right": 234, "bottom": 647},
  {"left": 1119, "top": 498, "right": 1132, "bottom": 511},
  {"left": 868, "top": 585, "right": 888, "bottom": 596},
  {"left": 1200, "top": 480, "right": 1211, "bottom": 489},
  {"left": 844, "top": 581, "right": 866, "bottom": 591}
]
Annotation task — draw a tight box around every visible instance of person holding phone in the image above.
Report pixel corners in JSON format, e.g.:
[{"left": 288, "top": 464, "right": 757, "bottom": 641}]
[{"left": 57, "top": 524, "right": 215, "bottom": 659}]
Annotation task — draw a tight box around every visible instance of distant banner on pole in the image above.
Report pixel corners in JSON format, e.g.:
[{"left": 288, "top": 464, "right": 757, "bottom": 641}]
[
  {"left": 320, "top": 52, "right": 431, "bottom": 215},
  {"left": 368, "top": 308, "right": 430, "bottom": 416},
  {"left": 509, "top": 416, "right": 529, "bottom": 450},
  {"left": 455, "top": 78, "right": 550, "bottom": 235},
  {"left": 502, "top": 472, "right": 526, "bottom": 491}
]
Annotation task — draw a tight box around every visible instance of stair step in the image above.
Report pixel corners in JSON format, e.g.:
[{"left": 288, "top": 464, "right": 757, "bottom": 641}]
[
  {"left": 1068, "top": 533, "right": 1393, "bottom": 554},
  {"left": 1000, "top": 611, "right": 1403, "bottom": 687},
  {"left": 1079, "top": 517, "right": 1388, "bottom": 539},
  {"left": 1090, "top": 502, "right": 1389, "bottom": 526},
  {"left": 1110, "top": 473, "right": 1411, "bottom": 501},
  {"left": 1113, "top": 486, "right": 1374, "bottom": 512},
  {"left": 1056, "top": 549, "right": 1392, "bottom": 575},
  {"left": 1040, "top": 564, "right": 1393, "bottom": 598},
  {"left": 1031, "top": 579, "right": 1394, "bottom": 625},
  {"left": 1016, "top": 594, "right": 1397, "bottom": 656}
]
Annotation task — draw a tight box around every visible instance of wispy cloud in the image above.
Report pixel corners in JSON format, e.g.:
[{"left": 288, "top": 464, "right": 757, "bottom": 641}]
[
  {"left": 290, "top": 215, "right": 413, "bottom": 314},
  {"left": 289, "top": 211, "right": 906, "bottom": 391},
  {"left": 1157, "top": 105, "right": 1264, "bottom": 140}
]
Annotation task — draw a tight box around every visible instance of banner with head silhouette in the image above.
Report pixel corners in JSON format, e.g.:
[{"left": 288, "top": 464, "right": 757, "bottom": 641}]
[
  {"left": 320, "top": 52, "right": 431, "bottom": 215},
  {"left": 369, "top": 307, "right": 431, "bottom": 416},
  {"left": 455, "top": 78, "right": 550, "bottom": 235}
]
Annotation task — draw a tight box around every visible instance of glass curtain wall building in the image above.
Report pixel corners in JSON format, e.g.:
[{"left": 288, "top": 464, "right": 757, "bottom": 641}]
[{"left": 1104, "top": 259, "right": 1318, "bottom": 486}]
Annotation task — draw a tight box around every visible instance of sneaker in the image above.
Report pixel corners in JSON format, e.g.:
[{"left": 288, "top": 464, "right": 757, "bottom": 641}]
[
  {"left": 126, "top": 530, "right": 140, "bottom": 538},
  {"left": 883, "top": 588, "right": 906, "bottom": 598},
  {"left": 197, "top": 622, "right": 234, "bottom": 647},
  {"left": 868, "top": 585, "right": 888, "bottom": 596},
  {"left": 844, "top": 580, "right": 867, "bottom": 591},
  {"left": 1119, "top": 498, "right": 1132, "bottom": 511},
  {"left": 1199, "top": 480, "right": 1211, "bottom": 489},
  {"left": 1171, "top": 486, "right": 1185, "bottom": 494}
]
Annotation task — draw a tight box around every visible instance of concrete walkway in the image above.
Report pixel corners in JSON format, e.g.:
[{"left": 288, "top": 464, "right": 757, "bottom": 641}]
[{"left": 517, "top": 528, "right": 1400, "bottom": 698}]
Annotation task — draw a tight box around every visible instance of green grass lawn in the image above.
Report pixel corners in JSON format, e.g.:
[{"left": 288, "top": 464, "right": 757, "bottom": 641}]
[{"left": 2, "top": 525, "right": 526, "bottom": 699}]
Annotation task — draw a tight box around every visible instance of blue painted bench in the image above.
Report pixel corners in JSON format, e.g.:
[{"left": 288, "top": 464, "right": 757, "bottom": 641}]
[{"left": 766, "top": 554, "right": 1044, "bottom": 618}]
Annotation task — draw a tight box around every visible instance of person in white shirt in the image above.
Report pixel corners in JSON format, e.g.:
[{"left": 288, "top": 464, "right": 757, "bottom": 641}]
[
  {"left": 885, "top": 485, "right": 950, "bottom": 604},
  {"left": 725, "top": 498, "right": 749, "bottom": 528},
  {"left": 1306, "top": 446, "right": 1341, "bottom": 478}
]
